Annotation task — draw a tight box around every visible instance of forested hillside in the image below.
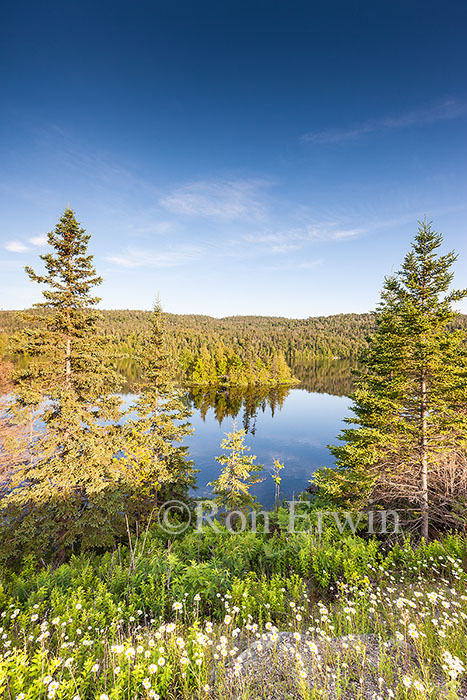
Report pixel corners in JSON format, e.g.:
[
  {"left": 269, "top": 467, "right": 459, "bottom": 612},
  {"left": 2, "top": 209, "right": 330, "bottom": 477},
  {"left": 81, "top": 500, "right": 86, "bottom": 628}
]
[{"left": 1, "top": 310, "right": 466, "bottom": 385}]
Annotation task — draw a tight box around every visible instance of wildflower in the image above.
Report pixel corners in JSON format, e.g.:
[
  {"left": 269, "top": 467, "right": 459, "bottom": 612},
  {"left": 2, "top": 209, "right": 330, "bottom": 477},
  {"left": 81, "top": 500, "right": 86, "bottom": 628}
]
[
  {"left": 442, "top": 650, "right": 465, "bottom": 680},
  {"left": 172, "top": 602, "right": 182, "bottom": 611},
  {"left": 149, "top": 664, "right": 157, "bottom": 674},
  {"left": 142, "top": 678, "right": 151, "bottom": 689},
  {"left": 75, "top": 603, "right": 82, "bottom": 610},
  {"left": 402, "top": 676, "right": 412, "bottom": 688},
  {"left": 158, "top": 657, "right": 166, "bottom": 666},
  {"left": 99, "top": 695, "right": 109, "bottom": 700}
]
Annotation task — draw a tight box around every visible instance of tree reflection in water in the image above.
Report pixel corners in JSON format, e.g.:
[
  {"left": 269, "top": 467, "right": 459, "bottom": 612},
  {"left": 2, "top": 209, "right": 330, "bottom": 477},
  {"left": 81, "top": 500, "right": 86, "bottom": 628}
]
[
  {"left": 115, "top": 358, "right": 358, "bottom": 435},
  {"left": 186, "top": 384, "right": 290, "bottom": 435}
]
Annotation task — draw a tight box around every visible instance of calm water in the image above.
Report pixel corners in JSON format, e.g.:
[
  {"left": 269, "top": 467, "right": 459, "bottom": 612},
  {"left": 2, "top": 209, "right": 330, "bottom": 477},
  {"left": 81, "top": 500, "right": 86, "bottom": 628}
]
[
  {"left": 4, "top": 359, "right": 356, "bottom": 508},
  {"left": 125, "top": 361, "right": 356, "bottom": 508}
]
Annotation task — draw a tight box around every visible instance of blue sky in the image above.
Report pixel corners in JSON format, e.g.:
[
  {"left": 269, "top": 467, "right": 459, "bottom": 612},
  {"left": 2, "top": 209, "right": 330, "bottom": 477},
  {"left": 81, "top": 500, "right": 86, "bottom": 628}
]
[{"left": 1, "top": 0, "right": 466, "bottom": 316}]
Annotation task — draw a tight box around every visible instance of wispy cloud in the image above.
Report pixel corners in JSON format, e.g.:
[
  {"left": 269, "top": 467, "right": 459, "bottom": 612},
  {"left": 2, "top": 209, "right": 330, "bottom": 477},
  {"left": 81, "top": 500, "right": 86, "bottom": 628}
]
[
  {"left": 105, "top": 245, "right": 202, "bottom": 268},
  {"left": 160, "top": 179, "right": 268, "bottom": 222},
  {"left": 29, "top": 235, "right": 48, "bottom": 246},
  {"left": 4, "top": 241, "right": 29, "bottom": 253},
  {"left": 302, "top": 98, "right": 467, "bottom": 144},
  {"left": 325, "top": 227, "right": 363, "bottom": 240},
  {"left": 245, "top": 223, "right": 366, "bottom": 251},
  {"left": 263, "top": 257, "right": 324, "bottom": 271},
  {"left": 270, "top": 243, "right": 300, "bottom": 254}
]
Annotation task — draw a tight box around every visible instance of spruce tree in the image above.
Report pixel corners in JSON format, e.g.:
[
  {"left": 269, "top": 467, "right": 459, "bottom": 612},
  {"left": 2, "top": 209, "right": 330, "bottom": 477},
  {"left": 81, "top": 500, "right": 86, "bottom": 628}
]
[
  {"left": 209, "top": 426, "right": 264, "bottom": 513},
  {"left": 314, "top": 220, "right": 467, "bottom": 538},
  {"left": 0, "top": 208, "right": 124, "bottom": 561},
  {"left": 121, "top": 300, "right": 195, "bottom": 521}
]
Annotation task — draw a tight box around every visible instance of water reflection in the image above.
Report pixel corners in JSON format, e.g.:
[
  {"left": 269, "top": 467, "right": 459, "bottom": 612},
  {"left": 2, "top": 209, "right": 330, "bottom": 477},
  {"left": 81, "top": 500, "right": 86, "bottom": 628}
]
[
  {"left": 118, "top": 359, "right": 356, "bottom": 397},
  {"left": 292, "top": 359, "right": 357, "bottom": 396},
  {"left": 187, "top": 384, "right": 290, "bottom": 435},
  {"left": 117, "top": 358, "right": 357, "bottom": 435}
]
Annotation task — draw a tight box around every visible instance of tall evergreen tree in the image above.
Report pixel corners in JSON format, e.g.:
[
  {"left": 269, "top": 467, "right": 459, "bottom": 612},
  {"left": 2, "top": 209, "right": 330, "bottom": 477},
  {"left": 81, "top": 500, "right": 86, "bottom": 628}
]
[
  {"left": 314, "top": 220, "right": 467, "bottom": 538},
  {"left": 209, "top": 426, "right": 264, "bottom": 513},
  {"left": 121, "top": 300, "right": 195, "bottom": 521},
  {"left": 0, "top": 208, "right": 124, "bottom": 561}
]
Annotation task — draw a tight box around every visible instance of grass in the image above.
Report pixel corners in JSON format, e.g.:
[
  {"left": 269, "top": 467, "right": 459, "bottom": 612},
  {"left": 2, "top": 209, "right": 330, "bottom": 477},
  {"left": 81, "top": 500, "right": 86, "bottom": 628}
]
[{"left": 0, "top": 530, "right": 466, "bottom": 699}]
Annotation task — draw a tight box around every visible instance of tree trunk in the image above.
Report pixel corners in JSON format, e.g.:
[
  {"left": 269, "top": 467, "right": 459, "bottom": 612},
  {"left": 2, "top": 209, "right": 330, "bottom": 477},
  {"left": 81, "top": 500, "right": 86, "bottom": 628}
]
[
  {"left": 29, "top": 407, "right": 34, "bottom": 464},
  {"left": 420, "top": 373, "right": 429, "bottom": 540},
  {"left": 65, "top": 336, "right": 71, "bottom": 389}
]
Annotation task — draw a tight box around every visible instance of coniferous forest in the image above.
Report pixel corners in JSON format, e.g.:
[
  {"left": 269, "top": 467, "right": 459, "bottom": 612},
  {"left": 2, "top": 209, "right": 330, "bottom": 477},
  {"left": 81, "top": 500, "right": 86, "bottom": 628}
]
[
  {"left": 0, "top": 209, "right": 466, "bottom": 699},
  {"left": 0, "top": 308, "right": 377, "bottom": 386},
  {"left": 2, "top": 1, "right": 467, "bottom": 695},
  {"left": 2, "top": 308, "right": 465, "bottom": 387}
]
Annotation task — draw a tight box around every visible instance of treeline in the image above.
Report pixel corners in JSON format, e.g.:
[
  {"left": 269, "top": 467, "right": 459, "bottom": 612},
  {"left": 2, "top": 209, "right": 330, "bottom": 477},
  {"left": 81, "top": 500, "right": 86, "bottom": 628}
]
[
  {"left": 3, "top": 309, "right": 466, "bottom": 367},
  {"left": 95, "top": 310, "right": 378, "bottom": 363},
  {"left": 0, "top": 309, "right": 379, "bottom": 386},
  {"left": 3, "top": 309, "right": 466, "bottom": 387}
]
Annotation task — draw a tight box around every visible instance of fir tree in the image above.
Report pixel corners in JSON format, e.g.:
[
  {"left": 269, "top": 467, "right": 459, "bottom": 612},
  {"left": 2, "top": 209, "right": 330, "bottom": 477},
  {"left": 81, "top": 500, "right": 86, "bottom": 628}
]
[
  {"left": 0, "top": 208, "right": 124, "bottom": 561},
  {"left": 121, "top": 300, "right": 195, "bottom": 521},
  {"left": 314, "top": 220, "right": 467, "bottom": 538},
  {"left": 209, "top": 426, "right": 264, "bottom": 513}
]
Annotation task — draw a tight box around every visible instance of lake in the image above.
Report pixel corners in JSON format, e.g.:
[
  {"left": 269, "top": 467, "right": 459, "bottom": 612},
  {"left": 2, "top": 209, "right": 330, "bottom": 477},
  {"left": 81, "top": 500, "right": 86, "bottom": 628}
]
[
  {"left": 125, "top": 361, "right": 356, "bottom": 508},
  {"left": 3, "top": 360, "right": 356, "bottom": 508}
]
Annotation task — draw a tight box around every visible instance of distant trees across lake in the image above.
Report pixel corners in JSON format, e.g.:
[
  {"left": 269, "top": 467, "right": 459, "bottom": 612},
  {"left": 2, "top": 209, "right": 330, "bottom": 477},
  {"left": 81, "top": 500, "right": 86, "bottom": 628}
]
[
  {"left": 1, "top": 208, "right": 467, "bottom": 562},
  {"left": 2, "top": 307, "right": 466, "bottom": 387}
]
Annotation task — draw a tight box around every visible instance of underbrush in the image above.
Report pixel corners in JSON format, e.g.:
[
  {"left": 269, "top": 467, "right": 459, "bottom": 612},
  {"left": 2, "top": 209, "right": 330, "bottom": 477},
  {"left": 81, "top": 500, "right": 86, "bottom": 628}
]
[{"left": 0, "top": 530, "right": 466, "bottom": 699}]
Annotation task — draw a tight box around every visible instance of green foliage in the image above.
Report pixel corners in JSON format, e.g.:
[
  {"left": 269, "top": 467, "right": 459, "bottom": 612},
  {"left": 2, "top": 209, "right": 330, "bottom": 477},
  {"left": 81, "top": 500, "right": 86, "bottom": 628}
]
[
  {"left": 120, "top": 300, "right": 196, "bottom": 520},
  {"left": 1, "top": 309, "right": 394, "bottom": 386},
  {"left": 0, "top": 529, "right": 465, "bottom": 623},
  {"left": 183, "top": 343, "right": 297, "bottom": 385},
  {"left": 0, "top": 209, "right": 125, "bottom": 562},
  {"left": 209, "top": 427, "right": 264, "bottom": 514},
  {"left": 314, "top": 220, "right": 467, "bottom": 537}
]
